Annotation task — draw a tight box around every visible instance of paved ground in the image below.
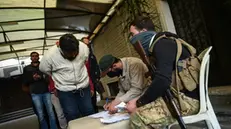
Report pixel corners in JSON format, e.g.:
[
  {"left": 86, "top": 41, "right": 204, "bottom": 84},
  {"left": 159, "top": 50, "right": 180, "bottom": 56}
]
[
  {"left": 205, "top": 86, "right": 231, "bottom": 129},
  {"left": 207, "top": 95, "right": 231, "bottom": 129}
]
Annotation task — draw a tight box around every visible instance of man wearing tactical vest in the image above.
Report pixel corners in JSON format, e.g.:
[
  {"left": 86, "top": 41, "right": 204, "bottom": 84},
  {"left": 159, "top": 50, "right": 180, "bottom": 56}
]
[{"left": 125, "top": 16, "right": 200, "bottom": 128}]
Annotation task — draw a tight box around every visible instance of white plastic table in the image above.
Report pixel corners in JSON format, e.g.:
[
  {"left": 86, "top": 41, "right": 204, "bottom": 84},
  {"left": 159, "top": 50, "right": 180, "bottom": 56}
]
[{"left": 68, "top": 116, "right": 129, "bottom": 129}]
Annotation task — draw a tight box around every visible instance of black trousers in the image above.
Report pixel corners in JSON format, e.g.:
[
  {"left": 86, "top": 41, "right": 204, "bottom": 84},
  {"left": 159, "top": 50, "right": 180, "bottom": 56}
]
[{"left": 91, "top": 89, "right": 98, "bottom": 113}]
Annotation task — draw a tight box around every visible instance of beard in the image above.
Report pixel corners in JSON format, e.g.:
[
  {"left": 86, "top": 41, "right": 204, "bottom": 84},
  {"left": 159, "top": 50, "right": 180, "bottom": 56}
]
[
  {"left": 32, "top": 61, "right": 39, "bottom": 63},
  {"left": 107, "top": 69, "right": 123, "bottom": 78},
  {"left": 66, "top": 56, "right": 76, "bottom": 61}
]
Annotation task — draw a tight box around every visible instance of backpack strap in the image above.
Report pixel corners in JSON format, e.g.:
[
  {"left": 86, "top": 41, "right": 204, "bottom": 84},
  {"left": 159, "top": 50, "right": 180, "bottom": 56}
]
[
  {"left": 177, "top": 38, "right": 197, "bottom": 56},
  {"left": 149, "top": 34, "right": 167, "bottom": 54},
  {"left": 149, "top": 33, "right": 197, "bottom": 57},
  {"left": 175, "top": 39, "right": 187, "bottom": 111},
  {"left": 150, "top": 33, "right": 198, "bottom": 111}
]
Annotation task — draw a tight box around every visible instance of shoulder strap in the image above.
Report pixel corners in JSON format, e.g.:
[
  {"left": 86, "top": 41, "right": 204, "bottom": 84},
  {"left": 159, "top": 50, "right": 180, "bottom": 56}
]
[
  {"left": 149, "top": 34, "right": 166, "bottom": 53},
  {"left": 149, "top": 33, "right": 190, "bottom": 111},
  {"left": 149, "top": 33, "right": 183, "bottom": 88},
  {"left": 177, "top": 38, "right": 196, "bottom": 56},
  {"left": 149, "top": 34, "right": 180, "bottom": 54},
  {"left": 175, "top": 39, "right": 183, "bottom": 88},
  {"left": 149, "top": 33, "right": 197, "bottom": 57},
  {"left": 175, "top": 40, "right": 189, "bottom": 111},
  {"left": 175, "top": 38, "right": 183, "bottom": 91}
]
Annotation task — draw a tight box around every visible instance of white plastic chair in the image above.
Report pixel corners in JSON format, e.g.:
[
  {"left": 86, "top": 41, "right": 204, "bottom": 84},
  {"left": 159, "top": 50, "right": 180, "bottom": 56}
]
[{"left": 168, "top": 46, "right": 221, "bottom": 129}]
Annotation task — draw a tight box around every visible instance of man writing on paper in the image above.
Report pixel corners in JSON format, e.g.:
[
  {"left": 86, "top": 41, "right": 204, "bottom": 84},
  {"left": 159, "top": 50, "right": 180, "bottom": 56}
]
[{"left": 99, "top": 54, "right": 150, "bottom": 114}]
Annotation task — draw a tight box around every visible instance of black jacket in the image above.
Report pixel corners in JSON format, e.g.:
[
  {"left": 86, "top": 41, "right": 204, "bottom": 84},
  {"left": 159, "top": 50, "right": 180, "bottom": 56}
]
[
  {"left": 138, "top": 32, "right": 199, "bottom": 106},
  {"left": 22, "top": 64, "right": 48, "bottom": 94}
]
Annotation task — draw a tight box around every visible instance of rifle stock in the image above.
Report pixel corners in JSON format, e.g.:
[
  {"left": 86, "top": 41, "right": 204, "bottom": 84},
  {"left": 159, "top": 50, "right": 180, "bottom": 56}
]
[{"left": 133, "top": 41, "right": 186, "bottom": 129}]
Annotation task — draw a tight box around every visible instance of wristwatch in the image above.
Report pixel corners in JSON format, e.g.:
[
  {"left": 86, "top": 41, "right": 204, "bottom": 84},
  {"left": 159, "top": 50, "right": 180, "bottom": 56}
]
[{"left": 136, "top": 99, "right": 143, "bottom": 108}]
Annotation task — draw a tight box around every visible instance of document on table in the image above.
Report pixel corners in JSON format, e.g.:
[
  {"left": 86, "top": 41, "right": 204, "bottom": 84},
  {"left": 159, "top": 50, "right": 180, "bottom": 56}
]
[
  {"left": 114, "top": 102, "right": 126, "bottom": 112},
  {"left": 88, "top": 111, "right": 130, "bottom": 124},
  {"left": 88, "top": 102, "right": 130, "bottom": 124},
  {"left": 100, "top": 112, "right": 130, "bottom": 124},
  {"left": 88, "top": 111, "right": 111, "bottom": 118}
]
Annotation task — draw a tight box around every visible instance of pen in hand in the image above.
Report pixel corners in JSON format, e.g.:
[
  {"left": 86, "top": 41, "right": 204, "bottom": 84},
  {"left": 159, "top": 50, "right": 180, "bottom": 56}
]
[
  {"left": 104, "top": 98, "right": 109, "bottom": 110},
  {"left": 106, "top": 97, "right": 109, "bottom": 104}
]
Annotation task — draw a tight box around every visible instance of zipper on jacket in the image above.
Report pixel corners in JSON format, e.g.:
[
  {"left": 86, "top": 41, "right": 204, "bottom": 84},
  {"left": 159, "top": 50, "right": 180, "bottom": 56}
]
[{"left": 72, "top": 62, "right": 78, "bottom": 90}]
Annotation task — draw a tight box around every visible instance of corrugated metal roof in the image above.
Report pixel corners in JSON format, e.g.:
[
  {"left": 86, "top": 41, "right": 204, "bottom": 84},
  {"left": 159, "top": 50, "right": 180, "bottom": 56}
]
[{"left": 0, "top": 0, "right": 120, "bottom": 61}]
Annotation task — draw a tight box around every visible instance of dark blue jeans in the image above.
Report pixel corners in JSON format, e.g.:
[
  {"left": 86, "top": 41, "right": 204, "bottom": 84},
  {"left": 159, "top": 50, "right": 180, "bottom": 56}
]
[
  {"left": 57, "top": 86, "right": 95, "bottom": 122},
  {"left": 31, "top": 93, "right": 58, "bottom": 129}
]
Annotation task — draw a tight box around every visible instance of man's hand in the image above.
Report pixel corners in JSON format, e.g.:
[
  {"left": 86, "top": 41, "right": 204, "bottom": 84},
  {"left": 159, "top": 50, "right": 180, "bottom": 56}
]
[
  {"left": 103, "top": 99, "right": 121, "bottom": 114},
  {"left": 22, "top": 85, "right": 29, "bottom": 93},
  {"left": 90, "top": 90, "right": 94, "bottom": 97},
  {"left": 107, "top": 100, "right": 118, "bottom": 114},
  {"left": 103, "top": 102, "right": 111, "bottom": 110},
  {"left": 126, "top": 98, "right": 138, "bottom": 114},
  {"left": 33, "top": 73, "right": 41, "bottom": 80},
  {"left": 53, "top": 89, "right": 58, "bottom": 97}
]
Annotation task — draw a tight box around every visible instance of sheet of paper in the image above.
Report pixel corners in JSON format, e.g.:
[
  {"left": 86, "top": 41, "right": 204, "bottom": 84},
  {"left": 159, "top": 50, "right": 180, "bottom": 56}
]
[
  {"left": 115, "top": 102, "right": 126, "bottom": 112},
  {"left": 114, "top": 102, "right": 126, "bottom": 109},
  {"left": 88, "top": 111, "right": 111, "bottom": 118},
  {"left": 100, "top": 113, "right": 130, "bottom": 124},
  {"left": 88, "top": 102, "right": 130, "bottom": 124},
  {"left": 89, "top": 111, "right": 130, "bottom": 124}
]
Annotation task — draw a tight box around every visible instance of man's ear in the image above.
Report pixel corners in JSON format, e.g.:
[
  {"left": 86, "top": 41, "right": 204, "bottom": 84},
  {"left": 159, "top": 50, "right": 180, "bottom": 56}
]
[
  {"left": 141, "top": 28, "right": 147, "bottom": 32},
  {"left": 56, "top": 41, "right": 60, "bottom": 46},
  {"left": 100, "top": 71, "right": 108, "bottom": 78}
]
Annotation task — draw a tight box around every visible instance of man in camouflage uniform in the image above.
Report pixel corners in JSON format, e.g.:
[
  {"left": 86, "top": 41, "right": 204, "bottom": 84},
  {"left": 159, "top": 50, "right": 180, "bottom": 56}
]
[{"left": 126, "top": 16, "right": 199, "bottom": 129}]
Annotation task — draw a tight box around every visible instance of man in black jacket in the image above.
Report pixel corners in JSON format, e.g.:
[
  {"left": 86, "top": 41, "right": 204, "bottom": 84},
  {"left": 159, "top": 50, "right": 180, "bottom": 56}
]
[
  {"left": 22, "top": 52, "right": 58, "bottom": 129},
  {"left": 126, "top": 16, "right": 199, "bottom": 129},
  {"left": 81, "top": 37, "right": 103, "bottom": 113}
]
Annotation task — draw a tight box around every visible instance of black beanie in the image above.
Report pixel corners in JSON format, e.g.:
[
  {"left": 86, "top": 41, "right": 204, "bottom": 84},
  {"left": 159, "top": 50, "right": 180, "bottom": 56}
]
[
  {"left": 99, "top": 54, "right": 116, "bottom": 72},
  {"left": 59, "top": 34, "right": 79, "bottom": 52}
]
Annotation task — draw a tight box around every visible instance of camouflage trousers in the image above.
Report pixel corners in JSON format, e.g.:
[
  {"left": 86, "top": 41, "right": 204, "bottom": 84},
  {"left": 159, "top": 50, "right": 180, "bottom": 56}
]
[{"left": 130, "top": 96, "right": 199, "bottom": 129}]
